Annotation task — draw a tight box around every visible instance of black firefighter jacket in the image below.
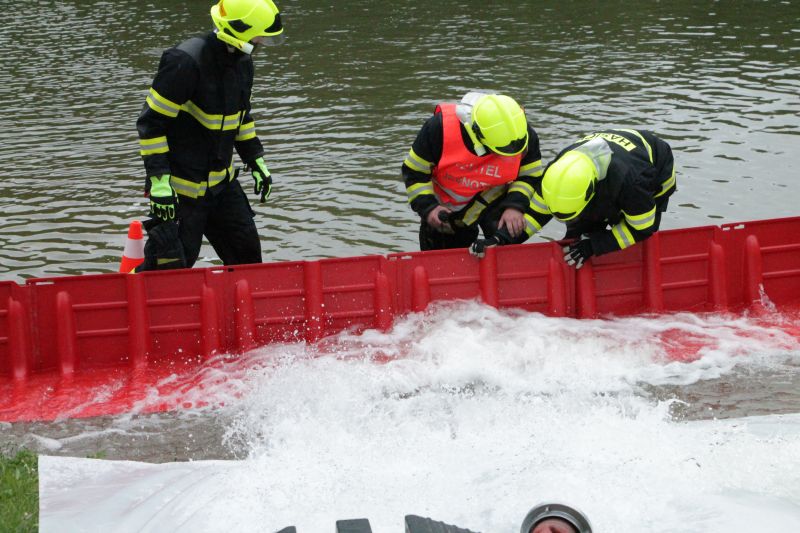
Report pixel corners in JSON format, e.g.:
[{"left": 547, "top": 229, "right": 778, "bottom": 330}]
[{"left": 137, "top": 31, "right": 265, "bottom": 202}]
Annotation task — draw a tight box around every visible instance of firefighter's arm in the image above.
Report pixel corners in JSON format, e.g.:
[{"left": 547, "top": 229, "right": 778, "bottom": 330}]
[
  {"left": 503, "top": 124, "right": 543, "bottom": 212},
  {"left": 234, "top": 57, "right": 265, "bottom": 165},
  {"left": 136, "top": 49, "right": 197, "bottom": 183},
  {"left": 589, "top": 179, "right": 660, "bottom": 256},
  {"left": 234, "top": 108, "right": 265, "bottom": 163},
  {"left": 498, "top": 124, "right": 551, "bottom": 239},
  {"left": 402, "top": 115, "right": 442, "bottom": 220}
]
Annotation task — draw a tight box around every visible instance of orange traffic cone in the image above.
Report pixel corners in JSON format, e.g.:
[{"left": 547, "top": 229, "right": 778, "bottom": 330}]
[{"left": 119, "top": 220, "right": 145, "bottom": 273}]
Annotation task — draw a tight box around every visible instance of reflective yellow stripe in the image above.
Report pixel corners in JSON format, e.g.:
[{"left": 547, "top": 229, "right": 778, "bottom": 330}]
[
  {"left": 236, "top": 121, "right": 257, "bottom": 141},
  {"left": 171, "top": 176, "right": 207, "bottom": 199},
  {"left": 508, "top": 181, "right": 534, "bottom": 199},
  {"left": 518, "top": 159, "right": 543, "bottom": 177},
  {"left": 461, "top": 186, "right": 507, "bottom": 226},
  {"left": 461, "top": 202, "right": 484, "bottom": 226},
  {"left": 139, "top": 136, "right": 169, "bottom": 156},
  {"left": 524, "top": 213, "right": 542, "bottom": 236},
  {"left": 208, "top": 164, "right": 233, "bottom": 188},
  {"left": 145, "top": 88, "right": 180, "bottom": 118},
  {"left": 617, "top": 129, "right": 653, "bottom": 163},
  {"left": 529, "top": 192, "right": 549, "bottom": 215},
  {"left": 406, "top": 182, "right": 434, "bottom": 202},
  {"left": 181, "top": 101, "right": 242, "bottom": 131},
  {"left": 623, "top": 206, "right": 657, "bottom": 231},
  {"left": 170, "top": 163, "right": 234, "bottom": 199},
  {"left": 612, "top": 221, "right": 635, "bottom": 249},
  {"left": 655, "top": 166, "right": 676, "bottom": 198},
  {"left": 403, "top": 149, "right": 433, "bottom": 174}
]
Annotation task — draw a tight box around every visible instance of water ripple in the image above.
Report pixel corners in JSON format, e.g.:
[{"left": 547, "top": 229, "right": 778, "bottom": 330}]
[{"left": 1, "top": 0, "right": 798, "bottom": 281}]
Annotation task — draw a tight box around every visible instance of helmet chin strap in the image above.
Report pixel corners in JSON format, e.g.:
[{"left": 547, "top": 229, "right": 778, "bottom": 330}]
[{"left": 214, "top": 29, "right": 254, "bottom": 54}]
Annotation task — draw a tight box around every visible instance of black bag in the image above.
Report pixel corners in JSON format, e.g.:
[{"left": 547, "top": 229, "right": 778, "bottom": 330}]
[{"left": 135, "top": 218, "right": 187, "bottom": 271}]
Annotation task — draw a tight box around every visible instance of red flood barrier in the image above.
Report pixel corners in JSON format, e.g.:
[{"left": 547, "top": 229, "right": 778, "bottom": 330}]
[{"left": 1, "top": 216, "right": 800, "bottom": 421}]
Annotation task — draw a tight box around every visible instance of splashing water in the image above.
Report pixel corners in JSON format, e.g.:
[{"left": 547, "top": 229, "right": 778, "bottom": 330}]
[{"left": 33, "top": 301, "right": 800, "bottom": 532}]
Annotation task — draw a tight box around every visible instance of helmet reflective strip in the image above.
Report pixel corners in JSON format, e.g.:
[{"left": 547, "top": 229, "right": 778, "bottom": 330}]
[
  {"left": 518, "top": 160, "right": 543, "bottom": 177},
  {"left": 655, "top": 166, "right": 676, "bottom": 197},
  {"left": 146, "top": 88, "right": 180, "bottom": 117},
  {"left": 406, "top": 182, "right": 434, "bottom": 202},
  {"left": 623, "top": 207, "right": 656, "bottom": 231},
  {"left": 139, "top": 136, "right": 169, "bottom": 156},
  {"left": 612, "top": 221, "right": 635, "bottom": 249}
]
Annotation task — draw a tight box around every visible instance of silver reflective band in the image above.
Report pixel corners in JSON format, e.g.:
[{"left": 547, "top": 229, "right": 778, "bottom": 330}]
[
  {"left": 574, "top": 137, "right": 613, "bottom": 181},
  {"left": 519, "top": 503, "right": 592, "bottom": 533},
  {"left": 456, "top": 90, "right": 496, "bottom": 156}
]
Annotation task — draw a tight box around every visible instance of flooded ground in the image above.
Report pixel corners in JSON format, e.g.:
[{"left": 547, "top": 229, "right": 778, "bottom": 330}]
[{"left": 5, "top": 304, "right": 800, "bottom": 462}]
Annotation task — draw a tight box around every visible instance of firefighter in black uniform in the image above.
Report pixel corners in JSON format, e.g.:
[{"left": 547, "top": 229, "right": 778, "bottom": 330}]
[
  {"left": 472, "top": 129, "right": 676, "bottom": 268},
  {"left": 402, "top": 91, "right": 546, "bottom": 252},
  {"left": 135, "top": 0, "right": 284, "bottom": 270}
]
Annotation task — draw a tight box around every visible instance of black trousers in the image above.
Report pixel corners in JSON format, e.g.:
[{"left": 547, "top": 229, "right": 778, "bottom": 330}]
[{"left": 178, "top": 179, "right": 262, "bottom": 267}]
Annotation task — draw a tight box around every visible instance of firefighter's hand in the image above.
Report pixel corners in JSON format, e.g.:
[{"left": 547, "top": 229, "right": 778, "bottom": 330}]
[
  {"left": 249, "top": 157, "right": 272, "bottom": 203},
  {"left": 563, "top": 239, "right": 594, "bottom": 269},
  {"left": 148, "top": 175, "right": 178, "bottom": 221},
  {"left": 470, "top": 227, "right": 512, "bottom": 258},
  {"left": 469, "top": 235, "right": 500, "bottom": 258},
  {"left": 426, "top": 205, "right": 453, "bottom": 233},
  {"left": 498, "top": 207, "right": 525, "bottom": 238}
]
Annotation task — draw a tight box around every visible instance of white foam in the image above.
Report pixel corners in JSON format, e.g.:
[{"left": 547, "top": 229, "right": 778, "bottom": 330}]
[{"left": 39, "top": 301, "right": 800, "bottom": 532}]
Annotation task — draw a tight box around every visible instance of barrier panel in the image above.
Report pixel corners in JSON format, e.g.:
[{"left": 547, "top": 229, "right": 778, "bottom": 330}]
[
  {"left": 387, "top": 241, "right": 570, "bottom": 316},
  {"left": 1, "top": 216, "right": 799, "bottom": 421}
]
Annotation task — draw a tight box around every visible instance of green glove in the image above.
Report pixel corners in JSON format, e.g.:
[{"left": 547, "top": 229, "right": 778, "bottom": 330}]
[
  {"left": 148, "top": 175, "right": 178, "bottom": 221},
  {"left": 249, "top": 157, "right": 272, "bottom": 203}
]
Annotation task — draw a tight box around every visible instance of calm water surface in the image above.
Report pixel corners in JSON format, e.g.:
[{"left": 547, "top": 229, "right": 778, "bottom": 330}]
[{"left": 0, "top": 0, "right": 798, "bottom": 281}]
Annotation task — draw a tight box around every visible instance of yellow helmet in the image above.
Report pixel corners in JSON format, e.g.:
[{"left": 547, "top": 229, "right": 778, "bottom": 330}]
[
  {"left": 471, "top": 94, "right": 529, "bottom": 156},
  {"left": 211, "top": 0, "right": 284, "bottom": 53},
  {"left": 541, "top": 150, "right": 598, "bottom": 221}
]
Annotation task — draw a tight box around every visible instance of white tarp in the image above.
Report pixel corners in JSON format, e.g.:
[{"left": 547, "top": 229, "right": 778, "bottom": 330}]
[{"left": 39, "top": 456, "right": 276, "bottom": 533}]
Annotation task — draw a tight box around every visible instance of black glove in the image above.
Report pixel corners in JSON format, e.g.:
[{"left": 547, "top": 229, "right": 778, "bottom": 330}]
[
  {"left": 563, "top": 238, "right": 594, "bottom": 269},
  {"left": 136, "top": 219, "right": 186, "bottom": 272},
  {"left": 469, "top": 228, "right": 512, "bottom": 258},
  {"left": 436, "top": 209, "right": 455, "bottom": 235},
  {"left": 469, "top": 235, "right": 499, "bottom": 258}
]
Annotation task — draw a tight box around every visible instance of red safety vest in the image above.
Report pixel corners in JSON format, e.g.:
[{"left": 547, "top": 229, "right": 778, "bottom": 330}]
[{"left": 432, "top": 103, "right": 522, "bottom": 208}]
